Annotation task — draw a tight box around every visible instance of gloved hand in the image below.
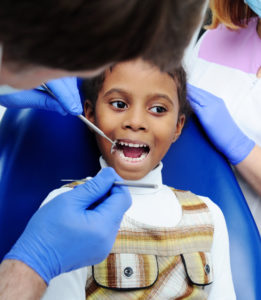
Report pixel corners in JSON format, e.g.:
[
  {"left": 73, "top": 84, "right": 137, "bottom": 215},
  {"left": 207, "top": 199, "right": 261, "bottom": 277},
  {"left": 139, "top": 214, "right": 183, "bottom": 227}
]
[
  {"left": 187, "top": 84, "right": 255, "bottom": 165},
  {"left": 4, "top": 167, "right": 131, "bottom": 284},
  {"left": 0, "top": 77, "right": 82, "bottom": 115}
]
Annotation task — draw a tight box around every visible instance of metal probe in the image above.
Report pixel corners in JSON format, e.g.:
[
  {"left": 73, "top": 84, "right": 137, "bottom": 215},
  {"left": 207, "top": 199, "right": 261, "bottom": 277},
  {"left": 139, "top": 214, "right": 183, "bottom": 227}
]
[{"left": 61, "top": 178, "right": 158, "bottom": 189}]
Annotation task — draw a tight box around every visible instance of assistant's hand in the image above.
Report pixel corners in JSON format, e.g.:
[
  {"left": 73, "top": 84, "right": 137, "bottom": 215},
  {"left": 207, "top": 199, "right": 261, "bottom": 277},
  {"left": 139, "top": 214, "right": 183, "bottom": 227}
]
[
  {"left": 0, "top": 77, "right": 82, "bottom": 115},
  {"left": 187, "top": 84, "right": 255, "bottom": 164},
  {"left": 4, "top": 167, "right": 131, "bottom": 284}
]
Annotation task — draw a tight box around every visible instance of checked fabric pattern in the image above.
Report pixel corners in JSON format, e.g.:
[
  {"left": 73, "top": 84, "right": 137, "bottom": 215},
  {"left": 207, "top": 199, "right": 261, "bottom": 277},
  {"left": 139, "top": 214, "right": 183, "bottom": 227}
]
[{"left": 84, "top": 189, "right": 214, "bottom": 300}]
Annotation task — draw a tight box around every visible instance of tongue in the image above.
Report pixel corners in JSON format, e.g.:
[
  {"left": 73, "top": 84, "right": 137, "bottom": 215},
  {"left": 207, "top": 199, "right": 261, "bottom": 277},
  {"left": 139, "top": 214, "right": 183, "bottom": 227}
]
[{"left": 123, "top": 146, "right": 144, "bottom": 158}]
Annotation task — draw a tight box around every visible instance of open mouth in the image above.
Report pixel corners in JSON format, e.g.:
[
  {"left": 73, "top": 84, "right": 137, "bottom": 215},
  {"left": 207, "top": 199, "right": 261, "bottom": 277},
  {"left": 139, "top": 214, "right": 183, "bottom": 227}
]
[{"left": 113, "top": 140, "right": 150, "bottom": 162}]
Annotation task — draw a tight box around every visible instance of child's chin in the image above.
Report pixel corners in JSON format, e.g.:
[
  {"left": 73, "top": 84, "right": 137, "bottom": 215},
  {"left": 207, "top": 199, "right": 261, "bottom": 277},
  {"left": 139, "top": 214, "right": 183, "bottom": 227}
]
[{"left": 115, "top": 168, "right": 147, "bottom": 181}]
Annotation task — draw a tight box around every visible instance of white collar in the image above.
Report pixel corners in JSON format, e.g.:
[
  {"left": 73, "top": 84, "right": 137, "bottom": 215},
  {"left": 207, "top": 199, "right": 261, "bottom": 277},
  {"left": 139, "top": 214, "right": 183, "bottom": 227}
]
[{"left": 99, "top": 156, "right": 163, "bottom": 195}]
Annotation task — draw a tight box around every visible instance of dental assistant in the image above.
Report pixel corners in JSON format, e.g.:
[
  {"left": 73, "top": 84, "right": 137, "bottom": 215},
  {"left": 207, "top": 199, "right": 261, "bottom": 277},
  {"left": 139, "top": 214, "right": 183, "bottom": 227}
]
[
  {"left": 0, "top": 1, "right": 208, "bottom": 299},
  {"left": 187, "top": 0, "right": 261, "bottom": 232}
]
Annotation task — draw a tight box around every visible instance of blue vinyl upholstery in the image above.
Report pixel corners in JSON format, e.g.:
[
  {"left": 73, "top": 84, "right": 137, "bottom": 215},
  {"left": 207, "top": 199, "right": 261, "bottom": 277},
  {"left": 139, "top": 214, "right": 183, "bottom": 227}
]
[{"left": 0, "top": 108, "right": 260, "bottom": 299}]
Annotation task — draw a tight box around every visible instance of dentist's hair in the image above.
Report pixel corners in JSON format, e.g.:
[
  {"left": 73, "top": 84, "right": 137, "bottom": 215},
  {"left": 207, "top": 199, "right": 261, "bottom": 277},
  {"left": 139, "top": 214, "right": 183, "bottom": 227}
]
[{"left": 0, "top": 0, "right": 206, "bottom": 72}]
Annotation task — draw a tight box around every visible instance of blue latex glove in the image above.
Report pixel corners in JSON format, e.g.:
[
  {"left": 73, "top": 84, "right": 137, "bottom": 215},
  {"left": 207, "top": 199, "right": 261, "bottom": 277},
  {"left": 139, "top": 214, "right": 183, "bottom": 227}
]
[
  {"left": 0, "top": 77, "right": 82, "bottom": 115},
  {"left": 4, "top": 167, "right": 131, "bottom": 284},
  {"left": 187, "top": 84, "right": 255, "bottom": 165}
]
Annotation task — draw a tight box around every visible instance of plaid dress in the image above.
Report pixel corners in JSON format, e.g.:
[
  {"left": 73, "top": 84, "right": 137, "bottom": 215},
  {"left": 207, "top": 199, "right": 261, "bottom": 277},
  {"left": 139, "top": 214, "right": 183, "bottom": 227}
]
[{"left": 85, "top": 188, "right": 214, "bottom": 299}]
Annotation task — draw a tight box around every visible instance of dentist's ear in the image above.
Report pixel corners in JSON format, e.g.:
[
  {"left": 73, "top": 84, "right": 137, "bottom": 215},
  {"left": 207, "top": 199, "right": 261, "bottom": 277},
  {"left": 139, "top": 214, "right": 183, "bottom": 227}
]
[
  {"left": 84, "top": 99, "right": 95, "bottom": 124},
  {"left": 172, "top": 114, "right": 185, "bottom": 143}
]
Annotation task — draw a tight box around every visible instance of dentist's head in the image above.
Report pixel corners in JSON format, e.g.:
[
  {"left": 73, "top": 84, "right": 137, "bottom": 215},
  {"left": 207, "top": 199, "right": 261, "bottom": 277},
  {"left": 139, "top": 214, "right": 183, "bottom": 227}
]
[{"left": 0, "top": 0, "right": 207, "bottom": 90}]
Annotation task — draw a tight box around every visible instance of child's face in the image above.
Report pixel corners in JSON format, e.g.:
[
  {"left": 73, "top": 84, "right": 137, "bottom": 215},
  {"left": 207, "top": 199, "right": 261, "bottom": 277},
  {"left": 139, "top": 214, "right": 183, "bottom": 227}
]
[{"left": 85, "top": 59, "right": 185, "bottom": 180}]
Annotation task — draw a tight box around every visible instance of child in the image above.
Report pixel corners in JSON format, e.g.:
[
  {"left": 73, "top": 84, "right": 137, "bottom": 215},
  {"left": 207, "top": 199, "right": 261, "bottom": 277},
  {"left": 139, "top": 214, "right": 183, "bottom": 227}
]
[{"left": 41, "top": 59, "right": 235, "bottom": 299}]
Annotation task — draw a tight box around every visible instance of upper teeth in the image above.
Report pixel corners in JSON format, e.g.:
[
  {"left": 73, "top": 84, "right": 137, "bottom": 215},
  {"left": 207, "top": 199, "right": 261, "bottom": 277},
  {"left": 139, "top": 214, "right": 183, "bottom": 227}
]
[{"left": 118, "top": 141, "right": 147, "bottom": 148}]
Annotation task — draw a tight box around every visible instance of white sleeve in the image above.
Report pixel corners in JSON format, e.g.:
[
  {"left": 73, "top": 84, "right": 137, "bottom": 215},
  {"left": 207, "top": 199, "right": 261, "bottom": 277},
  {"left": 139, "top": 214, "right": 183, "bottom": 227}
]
[
  {"left": 39, "top": 187, "right": 88, "bottom": 300},
  {"left": 40, "top": 186, "right": 72, "bottom": 207},
  {"left": 41, "top": 268, "right": 88, "bottom": 300},
  {"left": 185, "top": 33, "right": 206, "bottom": 80},
  {"left": 199, "top": 196, "right": 236, "bottom": 300}
]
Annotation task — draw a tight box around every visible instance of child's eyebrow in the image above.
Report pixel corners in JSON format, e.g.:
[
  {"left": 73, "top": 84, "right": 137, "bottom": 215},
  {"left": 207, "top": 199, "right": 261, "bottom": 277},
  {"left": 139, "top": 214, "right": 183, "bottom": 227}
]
[
  {"left": 150, "top": 93, "right": 174, "bottom": 106},
  {"left": 103, "top": 88, "right": 129, "bottom": 98}
]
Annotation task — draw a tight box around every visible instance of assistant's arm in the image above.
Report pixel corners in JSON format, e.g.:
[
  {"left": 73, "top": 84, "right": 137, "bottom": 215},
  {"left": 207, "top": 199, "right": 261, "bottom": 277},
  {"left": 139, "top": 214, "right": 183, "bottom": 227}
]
[
  {"left": 0, "top": 168, "right": 131, "bottom": 300},
  {"left": 187, "top": 84, "right": 261, "bottom": 196},
  {"left": 235, "top": 145, "right": 261, "bottom": 196}
]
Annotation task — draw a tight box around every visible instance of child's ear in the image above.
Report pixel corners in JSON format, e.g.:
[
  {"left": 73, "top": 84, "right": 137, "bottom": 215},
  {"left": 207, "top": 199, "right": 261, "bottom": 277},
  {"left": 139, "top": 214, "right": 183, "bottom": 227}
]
[
  {"left": 172, "top": 114, "right": 185, "bottom": 143},
  {"left": 84, "top": 99, "right": 95, "bottom": 123}
]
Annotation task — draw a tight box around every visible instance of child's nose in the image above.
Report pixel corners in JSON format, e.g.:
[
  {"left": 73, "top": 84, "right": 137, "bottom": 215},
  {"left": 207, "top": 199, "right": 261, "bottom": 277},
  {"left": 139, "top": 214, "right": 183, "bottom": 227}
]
[{"left": 122, "top": 109, "right": 148, "bottom": 132}]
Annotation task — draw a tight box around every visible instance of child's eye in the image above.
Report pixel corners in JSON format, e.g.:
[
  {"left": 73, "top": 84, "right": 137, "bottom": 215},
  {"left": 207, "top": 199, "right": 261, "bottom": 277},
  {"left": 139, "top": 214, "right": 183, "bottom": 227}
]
[
  {"left": 111, "top": 100, "right": 127, "bottom": 109},
  {"left": 150, "top": 106, "right": 167, "bottom": 114}
]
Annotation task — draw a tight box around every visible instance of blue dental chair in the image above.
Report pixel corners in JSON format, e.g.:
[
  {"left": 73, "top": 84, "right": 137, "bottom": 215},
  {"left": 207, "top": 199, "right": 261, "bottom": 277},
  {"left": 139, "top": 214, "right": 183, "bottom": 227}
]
[{"left": 0, "top": 107, "right": 260, "bottom": 299}]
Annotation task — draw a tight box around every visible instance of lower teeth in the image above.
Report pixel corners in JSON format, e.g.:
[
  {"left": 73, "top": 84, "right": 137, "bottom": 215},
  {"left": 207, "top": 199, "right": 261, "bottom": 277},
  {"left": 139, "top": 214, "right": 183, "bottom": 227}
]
[{"left": 119, "top": 150, "right": 147, "bottom": 162}]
